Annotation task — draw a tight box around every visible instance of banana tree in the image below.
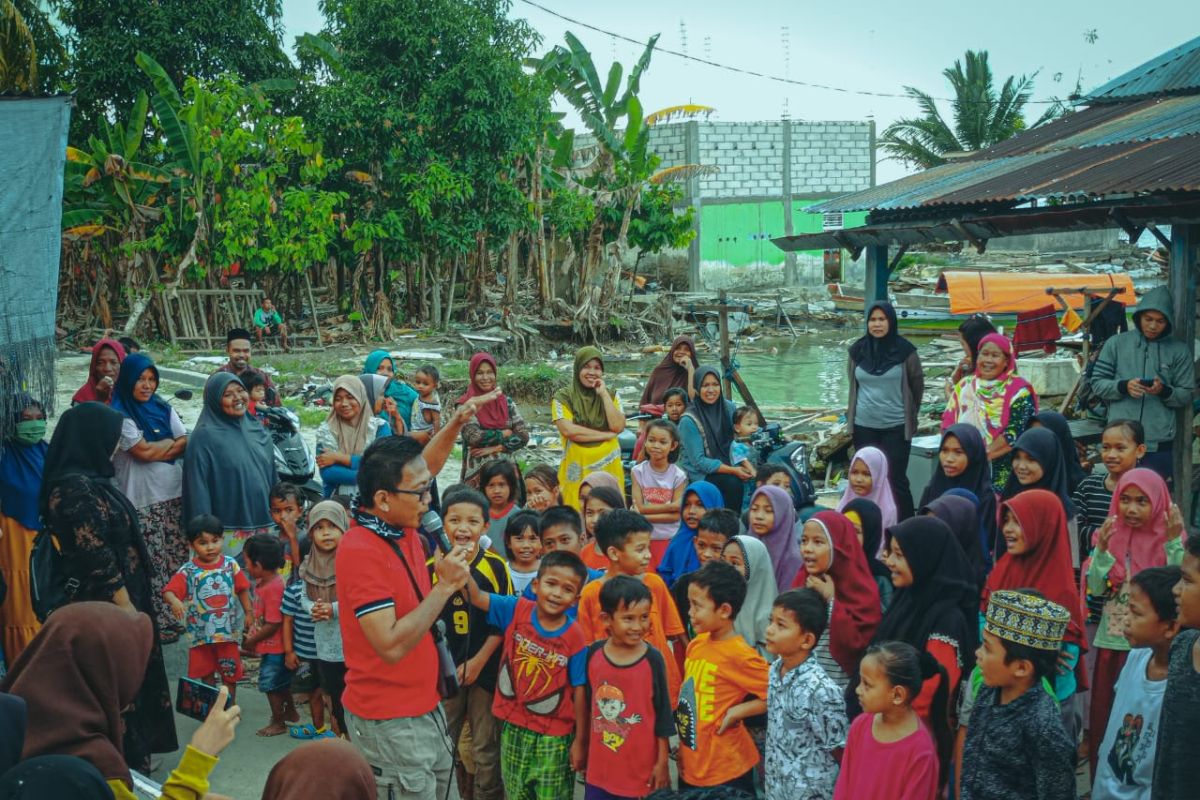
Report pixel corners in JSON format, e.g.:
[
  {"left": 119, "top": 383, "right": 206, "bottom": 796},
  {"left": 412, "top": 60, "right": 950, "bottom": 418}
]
[
  {"left": 533, "top": 33, "right": 714, "bottom": 338},
  {"left": 60, "top": 90, "right": 172, "bottom": 329}
]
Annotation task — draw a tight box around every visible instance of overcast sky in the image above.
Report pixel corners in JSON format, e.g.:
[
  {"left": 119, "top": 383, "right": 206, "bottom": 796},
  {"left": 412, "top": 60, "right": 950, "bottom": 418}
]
[{"left": 280, "top": 0, "right": 1194, "bottom": 182}]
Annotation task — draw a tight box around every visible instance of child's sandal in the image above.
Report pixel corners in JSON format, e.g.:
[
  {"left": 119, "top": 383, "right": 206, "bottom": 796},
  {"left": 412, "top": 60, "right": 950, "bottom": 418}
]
[{"left": 287, "top": 723, "right": 319, "bottom": 740}]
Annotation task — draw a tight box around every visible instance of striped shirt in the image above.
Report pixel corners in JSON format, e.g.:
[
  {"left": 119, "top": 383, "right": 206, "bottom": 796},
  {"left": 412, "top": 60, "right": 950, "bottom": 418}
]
[
  {"left": 812, "top": 599, "right": 849, "bottom": 689},
  {"left": 1073, "top": 471, "right": 1113, "bottom": 622},
  {"left": 281, "top": 580, "right": 318, "bottom": 660}
]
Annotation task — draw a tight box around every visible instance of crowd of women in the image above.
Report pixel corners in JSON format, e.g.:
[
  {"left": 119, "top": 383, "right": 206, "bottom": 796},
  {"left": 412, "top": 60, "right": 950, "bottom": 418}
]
[{"left": 0, "top": 296, "right": 1193, "bottom": 798}]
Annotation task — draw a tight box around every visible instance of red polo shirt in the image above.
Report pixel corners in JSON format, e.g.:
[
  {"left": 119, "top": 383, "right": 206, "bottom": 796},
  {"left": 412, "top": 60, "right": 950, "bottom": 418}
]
[{"left": 337, "top": 524, "right": 438, "bottom": 720}]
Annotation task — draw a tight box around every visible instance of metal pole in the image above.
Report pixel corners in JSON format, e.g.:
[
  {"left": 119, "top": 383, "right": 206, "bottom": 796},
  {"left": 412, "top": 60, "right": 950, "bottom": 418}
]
[
  {"left": 718, "top": 289, "right": 732, "bottom": 398},
  {"left": 864, "top": 244, "right": 890, "bottom": 315}
]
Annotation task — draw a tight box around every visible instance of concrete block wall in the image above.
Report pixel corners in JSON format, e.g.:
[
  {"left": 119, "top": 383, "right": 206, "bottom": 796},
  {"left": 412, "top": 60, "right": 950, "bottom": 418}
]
[
  {"left": 789, "top": 122, "right": 873, "bottom": 195},
  {"left": 647, "top": 123, "right": 688, "bottom": 171}
]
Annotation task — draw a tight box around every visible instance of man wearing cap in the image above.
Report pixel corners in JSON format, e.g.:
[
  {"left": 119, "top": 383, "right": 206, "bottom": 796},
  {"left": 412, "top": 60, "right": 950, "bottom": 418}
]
[{"left": 959, "top": 590, "right": 1076, "bottom": 800}]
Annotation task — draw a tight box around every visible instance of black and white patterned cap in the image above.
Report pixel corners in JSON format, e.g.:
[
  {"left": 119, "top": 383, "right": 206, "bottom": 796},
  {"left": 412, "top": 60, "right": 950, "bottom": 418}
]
[{"left": 984, "top": 589, "right": 1071, "bottom": 651}]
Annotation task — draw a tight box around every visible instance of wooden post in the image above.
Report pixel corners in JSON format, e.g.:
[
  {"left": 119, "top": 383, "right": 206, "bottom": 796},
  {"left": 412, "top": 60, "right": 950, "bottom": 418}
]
[
  {"left": 864, "top": 244, "right": 890, "bottom": 316},
  {"left": 1170, "top": 224, "right": 1198, "bottom": 521},
  {"left": 717, "top": 290, "right": 732, "bottom": 398}
]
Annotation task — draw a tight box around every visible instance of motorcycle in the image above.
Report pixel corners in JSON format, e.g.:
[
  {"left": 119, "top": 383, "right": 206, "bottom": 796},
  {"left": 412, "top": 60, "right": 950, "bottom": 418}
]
[{"left": 257, "top": 404, "right": 323, "bottom": 502}]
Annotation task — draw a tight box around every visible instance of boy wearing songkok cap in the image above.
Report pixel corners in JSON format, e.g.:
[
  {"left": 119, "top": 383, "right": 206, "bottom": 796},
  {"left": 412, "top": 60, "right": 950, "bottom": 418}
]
[{"left": 959, "top": 590, "right": 1076, "bottom": 800}]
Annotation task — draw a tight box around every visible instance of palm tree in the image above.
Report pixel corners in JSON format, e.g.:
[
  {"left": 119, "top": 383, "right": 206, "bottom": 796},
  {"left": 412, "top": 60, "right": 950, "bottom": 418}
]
[
  {"left": 0, "top": 0, "right": 37, "bottom": 92},
  {"left": 880, "top": 50, "right": 1057, "bottom": 169}
]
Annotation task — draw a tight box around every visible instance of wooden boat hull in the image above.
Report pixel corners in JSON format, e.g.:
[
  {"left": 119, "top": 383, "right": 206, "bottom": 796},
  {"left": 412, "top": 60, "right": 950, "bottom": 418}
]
[{"left": 826, "top": 284, "right": 1017, "bottom": 332}]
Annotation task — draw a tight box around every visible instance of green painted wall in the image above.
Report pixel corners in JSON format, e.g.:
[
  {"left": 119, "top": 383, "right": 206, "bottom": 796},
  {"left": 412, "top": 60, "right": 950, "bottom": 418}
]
[{"left": 700, "top": 199, "right": 866, "bottom": 266}]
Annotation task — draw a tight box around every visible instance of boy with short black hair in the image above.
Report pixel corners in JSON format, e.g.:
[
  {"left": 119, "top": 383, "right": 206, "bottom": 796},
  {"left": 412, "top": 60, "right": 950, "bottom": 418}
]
[
  {"left": 577, "top": 510, "right": 687, "bottom": 702},
  {"left": 764, "top": 588, "right": 846, "bottom": 800},
  {"left": 241, "top": 533, "right": 297, "bottom": 737},
  {"left": 522, "top": 505, "right": 603, "bottom": 606},
  {"left": 675, "top": 560, "right": 769, "bottom": 792},
  {"left": 239, "top": 369, "right": 268, "bottom": 421},
  {"left": 1093, "top": 566, "right": 1181, "bottom": 799},
  {"left": 164, "top": 514, "right": 253, "bottom": 696},
  {"left": 430, "top": 486, "right": 512, "bottom": 800},
  {"left": 574, "top": 575, "right": 673, "bottom": 798},
  {"left": 672, "top": 508, "right": 740, "bottom": 638},
  {"left": 467, "top": 550, "right": 590, "bottom": 800},
  {"left": 268, "top": 481, "right": 306, "bottom": 581},
  {"left": 1152, "top": 536, "right": 1200, "bottom": 799},
  {"left": 959, "top": 589, "right": 1075, "bottom": 800}
]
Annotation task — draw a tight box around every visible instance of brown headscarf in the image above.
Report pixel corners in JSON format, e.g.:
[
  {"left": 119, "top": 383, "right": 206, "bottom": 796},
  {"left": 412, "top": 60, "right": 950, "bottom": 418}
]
[
  {"left": 0, "top": 602, "right": 154, "bottom": 785},
  {"left": 301, "top": 500, "right": 349, "bottom": 603},
  {"left": 640, "top": 335, "right": 698, "bottom": 406},
  {"left": 326, "top": 375, "right": 373, "bottom": 455},
  {"left": 261, "top": 739, "right": 375, "bottom": 800}
]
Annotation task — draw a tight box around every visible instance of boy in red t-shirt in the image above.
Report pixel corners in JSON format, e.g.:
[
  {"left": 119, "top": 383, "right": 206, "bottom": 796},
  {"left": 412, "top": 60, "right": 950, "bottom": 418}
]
[
  {"left": 467, "top": 550, "right": 590, "bottom": 800},
  {"left": 241, "top": 533, "right": 297, "bottom": 737},
  {"left": 676, "top": 560, "right": 769, "bottom": 792},
  {"left": 576, "top": 510, "right": 687, "bottom": 701},
  {"left": 575, "top": 575, "right": 673, "bottom": 799}
]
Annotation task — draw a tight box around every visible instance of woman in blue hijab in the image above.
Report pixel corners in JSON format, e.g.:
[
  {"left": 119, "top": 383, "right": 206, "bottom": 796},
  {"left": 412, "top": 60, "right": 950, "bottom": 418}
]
[
  {"left": 364, "top": 350, "right": 418, "bottom": 433},
  {"left": 0, "top": 395, "right": 48, "bottom": 660},
  {"left": 110, "top": 353, "right": 189, "bottom": 638}
]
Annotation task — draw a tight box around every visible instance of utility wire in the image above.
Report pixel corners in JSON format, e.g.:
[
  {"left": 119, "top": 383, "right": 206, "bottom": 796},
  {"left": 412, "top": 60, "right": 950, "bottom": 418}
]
[{"left": 518, "top": 0, "right": 1076, "bottom": 107}]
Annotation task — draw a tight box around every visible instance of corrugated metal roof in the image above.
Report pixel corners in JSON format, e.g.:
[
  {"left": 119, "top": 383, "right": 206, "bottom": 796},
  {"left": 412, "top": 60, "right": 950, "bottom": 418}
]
[
  {"left": 1089, "top": 35, "right": 1200, "bottom": 103},
  {"left": 809, "top": 94, "right": 1200, "bottom": 214}
]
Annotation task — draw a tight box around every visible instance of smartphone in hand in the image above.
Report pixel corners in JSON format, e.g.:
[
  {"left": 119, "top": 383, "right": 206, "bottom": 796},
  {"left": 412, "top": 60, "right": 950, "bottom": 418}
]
[{"left": 176, "top": 677, "right": 233, "bottom": 721}]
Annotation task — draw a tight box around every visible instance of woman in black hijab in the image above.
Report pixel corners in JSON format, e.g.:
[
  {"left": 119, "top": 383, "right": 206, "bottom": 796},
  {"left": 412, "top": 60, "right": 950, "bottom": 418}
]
[
  {"left": 920, "top": 493, "right": 987, "bottom": 591},
  {"left": 842, "top": 497, "right": 893, "bottom": 612},
  {"left": 1031, "top": 410, "right": 1088, "bottom": 493},
  {"left": 919, "top": 423, "right": 997, "bottom": 570},
  {"left": 677, "top": 366, "right": 750, "bottom": 511},
  {"left": 38, "top": 403, "right": 177, "bottom": 772},
  {"left": 846, "top": 302, "right": 923, "bottom": 520},
  {"left": 849, "top": 517, "right": 978, "bottom": 742}
]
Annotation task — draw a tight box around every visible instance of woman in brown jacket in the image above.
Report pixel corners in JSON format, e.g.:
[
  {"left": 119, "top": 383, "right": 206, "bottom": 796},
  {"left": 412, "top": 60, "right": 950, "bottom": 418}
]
[{"left": 846, "top": 301, "right": 924, "bottom": 520}]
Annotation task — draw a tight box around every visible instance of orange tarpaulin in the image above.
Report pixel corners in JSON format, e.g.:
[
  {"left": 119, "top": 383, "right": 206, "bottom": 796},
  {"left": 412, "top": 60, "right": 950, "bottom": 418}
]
[{"left": 934, "top": 271, "right": 1136, "bottom": 315}]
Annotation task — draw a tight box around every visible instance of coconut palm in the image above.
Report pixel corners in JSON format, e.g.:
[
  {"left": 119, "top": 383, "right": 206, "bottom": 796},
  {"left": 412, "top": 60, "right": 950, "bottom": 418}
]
[
  {"left": 880, "top": 50, "right": 1056, "bottom": 169},
  {"left": 0, "top": 0, "right": 37, "bottom": 92}
]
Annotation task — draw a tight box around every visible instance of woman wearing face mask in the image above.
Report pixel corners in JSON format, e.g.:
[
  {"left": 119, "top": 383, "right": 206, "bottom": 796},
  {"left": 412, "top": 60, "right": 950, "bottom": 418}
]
[
  {"left": 552, "top": 347, "right": 625, "bottom": 510},
  {"left": 847, "top": 302, "right": 924, "bottom": 520},
  {"left": 942, "top": 333, "right": 1039, "bottom": 494},
  {"left": 0, "top": 395, "right": 49, "bottom": 660},
  {"left": 677, "top": 366, "right": 755, "bottom": 512}
]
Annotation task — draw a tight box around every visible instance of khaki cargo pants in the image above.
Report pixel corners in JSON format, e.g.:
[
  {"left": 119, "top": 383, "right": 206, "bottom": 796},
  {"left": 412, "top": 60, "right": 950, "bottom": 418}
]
[{"left": 348, "top": 706, "right": 460, "bottom": 800}]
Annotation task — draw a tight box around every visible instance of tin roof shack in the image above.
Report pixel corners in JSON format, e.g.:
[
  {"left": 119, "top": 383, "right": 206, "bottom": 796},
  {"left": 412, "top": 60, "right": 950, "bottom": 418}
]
[{"left": 773, "top": 35, "right": 1200, "bottom": 517}]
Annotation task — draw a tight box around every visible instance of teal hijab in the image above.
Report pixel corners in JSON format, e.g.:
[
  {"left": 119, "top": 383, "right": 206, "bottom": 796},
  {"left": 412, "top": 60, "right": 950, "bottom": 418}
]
[{"left": 364, "top": 350, "right": 417, "bottom": 428}]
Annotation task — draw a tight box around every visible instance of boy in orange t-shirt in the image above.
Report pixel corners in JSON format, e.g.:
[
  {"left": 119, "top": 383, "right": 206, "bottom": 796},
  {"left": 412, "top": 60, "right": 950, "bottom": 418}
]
[
  {"left": 675, "top": 560, "right": 769, "bottom": 791},
  {"left": 576, "top": 510, "right": 687, "bottom": 701}
]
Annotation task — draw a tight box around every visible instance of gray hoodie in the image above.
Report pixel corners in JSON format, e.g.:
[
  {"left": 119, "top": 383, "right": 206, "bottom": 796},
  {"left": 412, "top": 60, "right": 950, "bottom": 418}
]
[{"left": 1090, "top": 285, "right": 1193, "bottom": 450}]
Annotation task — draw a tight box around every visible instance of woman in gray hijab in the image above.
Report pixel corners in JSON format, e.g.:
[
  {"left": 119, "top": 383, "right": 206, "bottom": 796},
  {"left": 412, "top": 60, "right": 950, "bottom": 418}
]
[{"left": 182, "top": 373, "right": 277, "bottom": 560}]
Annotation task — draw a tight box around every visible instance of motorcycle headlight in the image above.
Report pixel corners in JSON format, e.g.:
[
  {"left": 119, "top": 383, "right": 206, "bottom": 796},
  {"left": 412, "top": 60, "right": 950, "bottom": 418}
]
[{"left": 789, "top": 445, "right": 808, "bottom": 473}]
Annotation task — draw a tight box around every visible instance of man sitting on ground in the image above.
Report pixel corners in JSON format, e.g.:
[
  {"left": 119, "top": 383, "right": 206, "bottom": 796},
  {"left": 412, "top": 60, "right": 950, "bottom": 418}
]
[
  {"left": 219, "top": 328, "right": 282, "bottom": 406},
  {"left": 254, "top": 297, "right": 290, "bottom": 351}
]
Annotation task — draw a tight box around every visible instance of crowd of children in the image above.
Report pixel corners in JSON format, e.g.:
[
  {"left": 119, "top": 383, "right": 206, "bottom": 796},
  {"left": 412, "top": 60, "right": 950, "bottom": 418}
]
[{"left": 149, "top": 353, "right": 1200, "bottom": 800}]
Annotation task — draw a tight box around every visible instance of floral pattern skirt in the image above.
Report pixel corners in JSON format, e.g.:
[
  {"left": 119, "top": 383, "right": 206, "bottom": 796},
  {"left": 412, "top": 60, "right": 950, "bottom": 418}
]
[{"left": 137, "top": 497, "right": 190, "bottom": 634}]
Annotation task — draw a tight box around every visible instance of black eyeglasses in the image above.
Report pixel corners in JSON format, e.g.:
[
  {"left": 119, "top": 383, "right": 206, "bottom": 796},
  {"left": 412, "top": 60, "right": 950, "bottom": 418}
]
[{"left": 389, "top": 483, "right": 433, "bottom": 498}]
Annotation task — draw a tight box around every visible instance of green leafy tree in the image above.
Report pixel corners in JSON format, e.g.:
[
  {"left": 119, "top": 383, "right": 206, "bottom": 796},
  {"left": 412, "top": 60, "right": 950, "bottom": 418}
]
[
  {"left": 880, "top": 50, "right": 1058, "bottom": 169},
  {"left": 58, "top": 0, "right": 292, "bottom": 139},
  {"left": 0, "top": 0, "right": 67, "bottom": 93},
  {"left": 300, "top": 0, "right": 545, "bottom": 329}
]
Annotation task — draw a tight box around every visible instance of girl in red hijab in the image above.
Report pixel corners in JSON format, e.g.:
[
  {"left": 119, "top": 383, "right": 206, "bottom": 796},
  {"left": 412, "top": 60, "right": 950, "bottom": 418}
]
[
  {"left": 72, "top": 338, "right": 126, "bottom": 405},
  {"left": 456, "top": 352, "right": 530, "bottom": 487},
  {"left": 792, "top": 510, "right": 882, "bottom": 688},
  {"left": 984, "top": 489, "right": 1087, "bottom": 721},
  {"left": 1083, "top": 467, "right": 1184, "bottom": 770}
]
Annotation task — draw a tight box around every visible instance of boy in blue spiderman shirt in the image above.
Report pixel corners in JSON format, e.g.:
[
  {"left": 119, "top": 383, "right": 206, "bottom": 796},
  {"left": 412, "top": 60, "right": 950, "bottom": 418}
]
[
  {"left": 164, "top": 514, "right": 253, "bottom": 696},
  {"left": 467, "top": 549, "right": 589, "bottom": 800}
]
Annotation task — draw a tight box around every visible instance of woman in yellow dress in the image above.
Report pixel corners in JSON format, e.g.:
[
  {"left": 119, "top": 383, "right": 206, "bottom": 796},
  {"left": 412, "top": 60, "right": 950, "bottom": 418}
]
[
  {"left": 552, "top": 347, "right": 626, "bottom": 510},
  {"left": 0, "top": 395, "right": 48, "bottom": 661}
]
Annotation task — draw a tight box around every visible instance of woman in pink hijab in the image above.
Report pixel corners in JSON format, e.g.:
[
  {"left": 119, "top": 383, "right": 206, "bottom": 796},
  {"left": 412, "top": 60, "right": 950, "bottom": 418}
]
[
  {"left": 456, "top": 352, "right": 530, "bottom": 488},
  {"left": 836, "top": 446, "right": 899, "bottom": 534}
]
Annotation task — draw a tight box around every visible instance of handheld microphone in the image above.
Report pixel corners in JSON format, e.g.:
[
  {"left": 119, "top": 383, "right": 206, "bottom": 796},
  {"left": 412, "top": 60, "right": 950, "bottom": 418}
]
[{"left": 421, "top": 509, "right": 454, "bottom": 554}]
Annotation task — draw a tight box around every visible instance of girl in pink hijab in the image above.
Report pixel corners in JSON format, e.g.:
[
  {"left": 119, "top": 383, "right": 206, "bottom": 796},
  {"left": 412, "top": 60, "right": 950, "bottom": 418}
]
[
  {"left": 836, "top": 446, "right": 899, "bottom": 534},
  {"left": 1084, "top": 467, "right": 1185, "bottom": 770}
]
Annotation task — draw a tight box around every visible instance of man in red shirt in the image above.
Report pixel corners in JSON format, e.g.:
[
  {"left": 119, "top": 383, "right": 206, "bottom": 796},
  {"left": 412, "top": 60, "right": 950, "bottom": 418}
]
[{"left": 338, "top": 388, "right": 501, "bottom": 800}]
